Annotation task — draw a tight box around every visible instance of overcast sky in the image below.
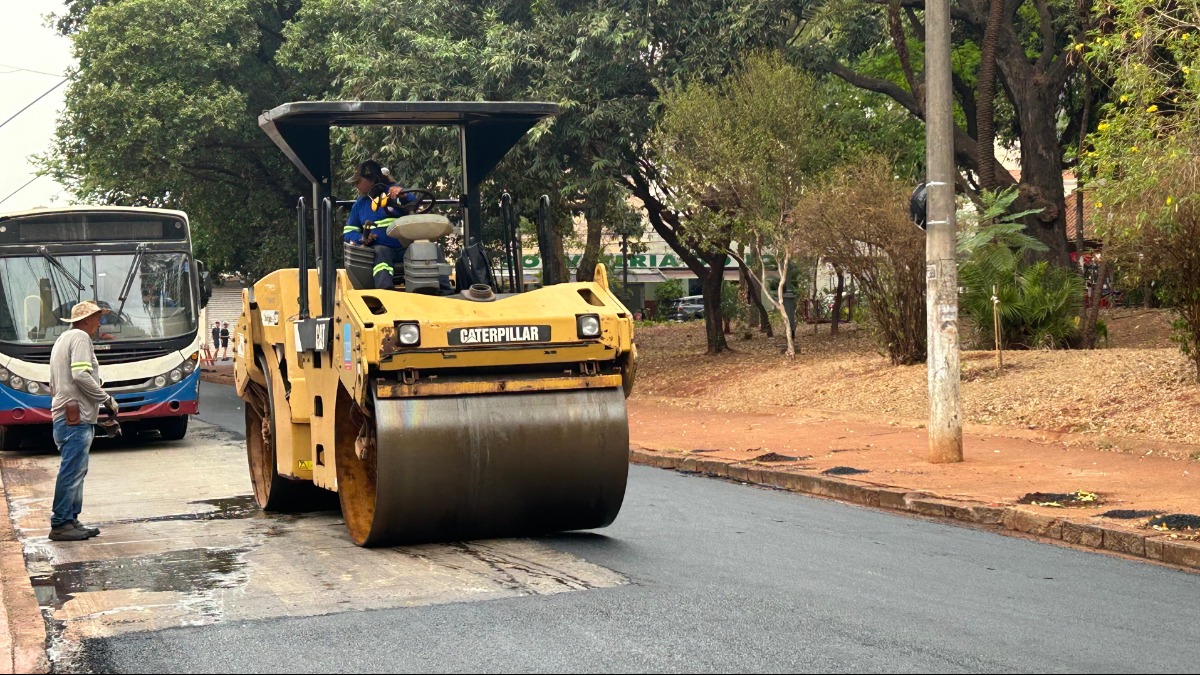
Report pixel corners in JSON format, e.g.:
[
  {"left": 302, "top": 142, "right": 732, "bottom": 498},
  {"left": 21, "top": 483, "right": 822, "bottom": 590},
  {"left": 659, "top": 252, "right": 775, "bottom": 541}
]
[{"left": 0, "top": 1, "right": 74, "bottom": 213}]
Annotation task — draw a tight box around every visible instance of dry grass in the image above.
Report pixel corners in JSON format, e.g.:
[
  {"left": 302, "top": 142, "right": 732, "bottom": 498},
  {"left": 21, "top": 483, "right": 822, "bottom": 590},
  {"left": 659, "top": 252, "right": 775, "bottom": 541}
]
[{"left": 631, "top": 308, "right": 1200, "bottom": 445}]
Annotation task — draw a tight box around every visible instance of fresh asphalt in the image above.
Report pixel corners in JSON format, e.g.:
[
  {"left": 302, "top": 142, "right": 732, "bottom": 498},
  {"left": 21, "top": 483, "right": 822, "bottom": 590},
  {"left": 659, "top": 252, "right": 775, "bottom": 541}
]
[{"left": 78, "top": 380, "right": 1200, "bottom": 673}]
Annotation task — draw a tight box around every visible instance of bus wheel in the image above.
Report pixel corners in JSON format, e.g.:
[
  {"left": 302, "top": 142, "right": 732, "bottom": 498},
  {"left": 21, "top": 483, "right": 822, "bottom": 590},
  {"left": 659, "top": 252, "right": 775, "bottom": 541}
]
[
  {"left": 0, "top": 426, "right": 22, "bottom": 451},
  {"left": 157, "top": 415, "right": 189, "bottom": 441}
]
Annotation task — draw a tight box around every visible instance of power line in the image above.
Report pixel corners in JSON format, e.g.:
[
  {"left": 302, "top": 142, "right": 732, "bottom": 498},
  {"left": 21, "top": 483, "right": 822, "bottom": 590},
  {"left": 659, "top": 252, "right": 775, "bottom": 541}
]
[
  {"left": 0, "top": 63, "right": 64, "bottom": 77},
  {"left": 0, "top": 78, "right": 68, "bottom": 132},
  {"left": 0, "top": 174, "right": 43, "bottom": 207}
]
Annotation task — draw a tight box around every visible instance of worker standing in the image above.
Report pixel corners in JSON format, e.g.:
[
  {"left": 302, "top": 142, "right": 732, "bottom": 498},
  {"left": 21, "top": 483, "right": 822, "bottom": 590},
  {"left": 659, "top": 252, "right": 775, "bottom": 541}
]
[{"left": 47, "top": 301, "right": 118, "bottom": 542}]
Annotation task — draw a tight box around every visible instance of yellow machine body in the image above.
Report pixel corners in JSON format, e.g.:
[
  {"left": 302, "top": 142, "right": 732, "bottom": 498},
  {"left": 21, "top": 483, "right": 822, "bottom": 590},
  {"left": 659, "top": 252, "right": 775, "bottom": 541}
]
[{"left": 235, "top": 265, "right": 636, "bottom": 545}]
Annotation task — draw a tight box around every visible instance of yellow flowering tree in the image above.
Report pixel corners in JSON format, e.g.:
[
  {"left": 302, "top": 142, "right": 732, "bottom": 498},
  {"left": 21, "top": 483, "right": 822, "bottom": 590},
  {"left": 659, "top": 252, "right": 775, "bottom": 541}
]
[{"left": 1085, "top": 3, "right": 1200, "bottom": 380}]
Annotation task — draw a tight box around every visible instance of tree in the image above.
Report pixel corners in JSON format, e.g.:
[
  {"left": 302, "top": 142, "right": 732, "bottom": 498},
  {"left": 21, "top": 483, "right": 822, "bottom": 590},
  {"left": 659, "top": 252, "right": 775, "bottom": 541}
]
[
  {"left": 42, "top": 0, "right": 317, "bottom": 279},
  {"left": 655, "top": 54, "right": 843, "bottom": 357},
  {"left": 282, "top": 0, "right": 806, "bottom": 355},
  {"left": 1086, "top": 3, "right": 1200, "bottom": 380},
  {"left": 795, "top": 156, "right": 927, "bottom": 365},
  {"left": 797, "top": 0, "right": 1107, "bottom": 265}
]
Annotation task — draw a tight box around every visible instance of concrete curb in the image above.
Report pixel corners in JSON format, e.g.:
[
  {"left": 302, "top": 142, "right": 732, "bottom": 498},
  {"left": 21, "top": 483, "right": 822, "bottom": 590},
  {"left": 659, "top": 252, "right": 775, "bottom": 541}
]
[
  {"left": 630, "top": 446, "right": 1200, "bottom": 573},
  {"left": 0, "top": 470, "right": 48, "bottom": 674}
]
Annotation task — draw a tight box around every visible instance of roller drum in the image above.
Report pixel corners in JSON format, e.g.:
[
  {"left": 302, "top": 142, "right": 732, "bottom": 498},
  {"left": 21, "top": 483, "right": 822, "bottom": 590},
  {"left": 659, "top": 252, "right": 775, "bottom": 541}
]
[{"left": 338, "top": 387, "right": 629, "bottom": 546}]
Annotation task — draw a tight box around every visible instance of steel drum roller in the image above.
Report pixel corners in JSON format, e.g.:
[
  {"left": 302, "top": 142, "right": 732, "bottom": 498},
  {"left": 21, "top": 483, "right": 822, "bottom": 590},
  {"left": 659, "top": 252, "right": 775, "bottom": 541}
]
[{"left": 337, "top": 386, "right": 629, "bottom": 546}]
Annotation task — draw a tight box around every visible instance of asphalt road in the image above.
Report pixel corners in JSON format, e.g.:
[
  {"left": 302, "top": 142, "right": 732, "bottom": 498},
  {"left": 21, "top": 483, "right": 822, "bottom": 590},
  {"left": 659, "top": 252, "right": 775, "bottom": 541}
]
[{"left": 75, "top": 383, "right": 1200, "bottom": 673}]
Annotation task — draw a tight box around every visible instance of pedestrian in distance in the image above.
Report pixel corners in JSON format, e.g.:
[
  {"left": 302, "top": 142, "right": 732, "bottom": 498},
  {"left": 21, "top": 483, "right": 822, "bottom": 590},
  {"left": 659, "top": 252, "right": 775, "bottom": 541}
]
[{"left": 220, "top": 322, "right": 230, "bottom": 360}]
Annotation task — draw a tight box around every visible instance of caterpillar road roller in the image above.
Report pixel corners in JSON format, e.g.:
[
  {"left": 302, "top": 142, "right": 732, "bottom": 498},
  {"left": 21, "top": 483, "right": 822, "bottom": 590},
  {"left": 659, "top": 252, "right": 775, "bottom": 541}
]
[{"left": 233, "top": 102, "right": 637, "bottom": 546}]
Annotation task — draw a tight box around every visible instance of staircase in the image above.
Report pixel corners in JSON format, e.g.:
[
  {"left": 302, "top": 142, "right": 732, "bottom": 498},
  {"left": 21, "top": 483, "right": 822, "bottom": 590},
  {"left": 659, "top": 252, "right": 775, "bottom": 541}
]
[{"left": 199, "top": 281, "right": 245, "bottom": 352}]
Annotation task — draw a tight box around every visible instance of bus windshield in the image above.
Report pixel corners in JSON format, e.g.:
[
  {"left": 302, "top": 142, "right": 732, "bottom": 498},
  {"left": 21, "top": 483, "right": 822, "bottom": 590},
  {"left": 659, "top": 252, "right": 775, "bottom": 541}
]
[{"left": 0, "top": 252, "right": 197, "bottom": 344}]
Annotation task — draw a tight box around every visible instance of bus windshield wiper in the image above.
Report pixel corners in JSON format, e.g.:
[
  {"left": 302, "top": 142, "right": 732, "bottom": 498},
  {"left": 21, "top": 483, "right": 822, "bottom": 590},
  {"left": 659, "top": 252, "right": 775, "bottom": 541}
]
[
  {"left": 38, "top": 246, "right": 84, "bottom": 291},
  {"left": 114, "top": 244, "right": 146, "bottom": 319}
]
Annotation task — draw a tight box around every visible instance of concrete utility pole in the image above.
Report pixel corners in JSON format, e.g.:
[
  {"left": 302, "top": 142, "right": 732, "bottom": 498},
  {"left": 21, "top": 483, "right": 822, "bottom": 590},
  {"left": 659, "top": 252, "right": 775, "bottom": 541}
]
[{"left": 925, "top": 0, "right": 963, "bottom": 463}]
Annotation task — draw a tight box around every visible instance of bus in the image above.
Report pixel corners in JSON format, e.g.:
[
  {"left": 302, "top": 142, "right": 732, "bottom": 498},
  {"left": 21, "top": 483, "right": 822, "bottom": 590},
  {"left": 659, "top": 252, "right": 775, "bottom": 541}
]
[{"left": 0, "top": 207, "right": 212, "bottom": 449}]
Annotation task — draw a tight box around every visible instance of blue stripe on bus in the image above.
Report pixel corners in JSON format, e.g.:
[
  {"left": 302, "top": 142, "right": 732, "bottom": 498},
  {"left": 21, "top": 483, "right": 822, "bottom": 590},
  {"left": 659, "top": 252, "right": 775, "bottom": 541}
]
[{"left": 0, "top": 369, "right": 200, "bottom": 412}]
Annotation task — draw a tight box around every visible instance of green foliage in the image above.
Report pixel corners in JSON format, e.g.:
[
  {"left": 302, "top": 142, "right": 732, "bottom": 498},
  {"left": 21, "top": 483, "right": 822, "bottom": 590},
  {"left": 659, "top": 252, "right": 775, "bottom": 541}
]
[
  {"left": 1081, "top": 0, "right": 1200, "bottom": 380},
  {"left": 720, "top": 281, "right": 742, "bottom": 322},
  {"left": 42, "top": 0, "right": 315, "bottom": 279},
  {"left": 958, "top": 188, "right": 1084, "bottom": 349},
  {"left": 654, "top": 278, "right": 685, "bottom": 319}
]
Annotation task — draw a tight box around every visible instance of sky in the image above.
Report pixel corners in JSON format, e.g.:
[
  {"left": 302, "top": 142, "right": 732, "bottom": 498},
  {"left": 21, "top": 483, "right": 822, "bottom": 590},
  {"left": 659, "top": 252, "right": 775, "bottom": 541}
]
[{"left": 0, "top": 1, "right": 74, "bottom": 213}]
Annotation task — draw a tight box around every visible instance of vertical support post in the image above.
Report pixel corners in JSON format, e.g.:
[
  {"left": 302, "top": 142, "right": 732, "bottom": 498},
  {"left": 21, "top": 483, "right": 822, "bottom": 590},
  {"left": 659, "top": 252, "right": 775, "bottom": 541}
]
[
  {"left": 296, "top": 197, "right": 310, "bottom": 320},
  {"left": 993, "top": 285, "right": 1003, "bottom": 370},
  {"left": 925, "top": 0, "right": 963, "bottom": 463}
]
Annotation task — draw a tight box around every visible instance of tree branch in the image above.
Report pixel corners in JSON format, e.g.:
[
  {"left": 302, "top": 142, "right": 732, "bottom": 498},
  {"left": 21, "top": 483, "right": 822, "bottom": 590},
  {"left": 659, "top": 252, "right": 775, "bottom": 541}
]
[
  {"left": 1033, "top": 0, "right": 1056, "bottom": 71},
  {"left": 865, "top": 0, "right": 978, "bottom": 25},
  {"left": 904, "top": 7, "right": 925, "bottom": 36},
  {"left": 825, "top": 61, "right": 923, "bottom": 118},
  {"left": 887, "top": 1, "right": 922, "bottom": 109}
]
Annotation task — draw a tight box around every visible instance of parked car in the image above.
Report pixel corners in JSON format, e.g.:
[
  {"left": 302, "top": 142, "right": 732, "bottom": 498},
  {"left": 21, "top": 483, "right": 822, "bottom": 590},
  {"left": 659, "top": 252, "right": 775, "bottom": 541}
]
[{"left": 665, "top": 295, "right": 704, "bottom": 321}]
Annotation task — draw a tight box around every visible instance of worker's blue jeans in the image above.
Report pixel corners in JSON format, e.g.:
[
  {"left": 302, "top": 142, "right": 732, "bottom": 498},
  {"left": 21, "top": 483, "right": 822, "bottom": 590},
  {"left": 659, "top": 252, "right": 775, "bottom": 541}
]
[{"left": 50, "top": 416, "right": 93, "bottom": 528}]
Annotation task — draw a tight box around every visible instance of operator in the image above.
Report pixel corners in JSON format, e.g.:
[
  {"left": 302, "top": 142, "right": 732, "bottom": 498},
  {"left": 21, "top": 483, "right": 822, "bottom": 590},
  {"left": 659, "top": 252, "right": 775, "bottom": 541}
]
[{"left": 343, "top": 159, "right": 417, "bottom": 289}]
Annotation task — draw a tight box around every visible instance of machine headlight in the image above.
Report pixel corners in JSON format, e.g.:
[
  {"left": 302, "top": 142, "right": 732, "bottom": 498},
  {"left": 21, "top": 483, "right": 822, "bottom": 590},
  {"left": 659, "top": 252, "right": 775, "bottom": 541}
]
[
  {"left": 0, "top": 368, "right": 8, "bottom": 382},
  {"left": 398, "top": 323, "right": 420, "bottom": 346},
  {"left": 10, "top": 376, "right": 23, "bottom": 390},
  {"left": 170, "top": 369, "right": 183, "bottom": 383},
  {"left": 26, "top": 381, "right": 41, "bottom": 394},
  {"left": 183, "top": 353, "right": 197, "bottom": 373},
  {"left": 577, "top": 314, "right": 601, "bottom": 338},
  {"left": 154, "top": 375, "right": 167, "bottom": 387}
]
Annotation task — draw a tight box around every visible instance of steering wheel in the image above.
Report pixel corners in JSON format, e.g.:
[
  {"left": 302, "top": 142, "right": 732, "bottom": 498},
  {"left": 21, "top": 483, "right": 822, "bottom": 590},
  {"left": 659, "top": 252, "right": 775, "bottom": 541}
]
[
  {"left": 369, "top": 182, "right": 441, "bottom": 213},
  {"left": 402, "top": 189, "right": 438, "bottom": 214}
]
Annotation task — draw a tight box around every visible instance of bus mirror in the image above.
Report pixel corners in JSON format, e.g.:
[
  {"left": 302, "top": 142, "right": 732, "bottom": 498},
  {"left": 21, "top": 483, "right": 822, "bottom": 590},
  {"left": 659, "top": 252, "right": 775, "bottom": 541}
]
[{"left": 197, "top": 260, "right": 213, "bottom": 308}]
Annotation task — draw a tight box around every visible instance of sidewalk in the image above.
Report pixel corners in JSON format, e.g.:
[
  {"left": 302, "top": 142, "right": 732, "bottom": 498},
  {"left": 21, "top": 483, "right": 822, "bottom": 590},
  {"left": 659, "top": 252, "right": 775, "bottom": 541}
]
[
  {"left": 628, "top": 397, "right": 1200, "bottom": 572},
  {"left": 0, "top": 466, "right": 49, "bottom": 674}
]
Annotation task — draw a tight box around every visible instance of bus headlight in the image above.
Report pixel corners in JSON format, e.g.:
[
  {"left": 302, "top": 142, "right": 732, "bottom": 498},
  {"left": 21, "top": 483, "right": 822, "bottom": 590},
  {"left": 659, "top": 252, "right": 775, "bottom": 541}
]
[
  {"left": 154, "top": 375, "right": 167, "bottom": 387},
  {"left": 10, "top": 376, "right": 23, "bottom": 390},
  {"left": 170, "top": 369, "right": 182, "bottom": 383},
  {"left": 0, "top": 368, "right": 8, "bottom": 382},
  {"left": 26, "top": 381, "right": 41, "bottom": 394},
  {"left": 183, "top": 354, "right": 197, "bottom": 373}
]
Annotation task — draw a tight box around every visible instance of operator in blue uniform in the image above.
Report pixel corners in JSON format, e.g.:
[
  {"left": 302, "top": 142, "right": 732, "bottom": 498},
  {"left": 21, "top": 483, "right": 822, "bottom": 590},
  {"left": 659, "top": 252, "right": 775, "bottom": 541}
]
[{"left": 343, "top": 159, "right": 417, "bottom": 289}]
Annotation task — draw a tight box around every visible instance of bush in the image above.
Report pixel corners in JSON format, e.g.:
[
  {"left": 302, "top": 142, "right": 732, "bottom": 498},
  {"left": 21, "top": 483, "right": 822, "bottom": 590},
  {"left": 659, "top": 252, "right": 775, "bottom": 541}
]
[
  {"left": 654, "top": 278, "right": 685, "bottom": 319},
  {"left": 958, "top": 189, "right": 1084, "bottom": 349},
  {"left": 794, "top": 156, "right": 926, "bottom": 365}
]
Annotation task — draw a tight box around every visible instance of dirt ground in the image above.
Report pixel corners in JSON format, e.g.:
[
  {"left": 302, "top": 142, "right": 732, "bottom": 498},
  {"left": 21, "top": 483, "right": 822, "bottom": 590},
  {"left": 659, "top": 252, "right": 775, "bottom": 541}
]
[
  {"left": 625, "top": 308, "right": 1199, "bottom": 536},
  {"left": 631, "top": 308, "right": 1200, "bottom": 448}
]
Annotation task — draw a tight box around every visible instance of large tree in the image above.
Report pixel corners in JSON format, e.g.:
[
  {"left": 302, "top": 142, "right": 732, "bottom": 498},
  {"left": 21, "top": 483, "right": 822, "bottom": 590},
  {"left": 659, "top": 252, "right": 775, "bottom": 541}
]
[
  {"left": 797, "top": 0, "right": 1106, "bottom": 265},
  {"left": 282, "top": 0, "right": 806, "bottom": 354},
  {"left": 44, "top": 0, "right": 319, "bottom": 278}
]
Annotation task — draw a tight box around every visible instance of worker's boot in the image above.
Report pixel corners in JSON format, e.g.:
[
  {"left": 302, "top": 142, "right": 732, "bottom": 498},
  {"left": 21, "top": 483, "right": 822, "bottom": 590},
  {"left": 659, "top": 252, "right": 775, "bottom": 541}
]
[{"left": 48, "top": 523, "right": 90, "bottom": 541}]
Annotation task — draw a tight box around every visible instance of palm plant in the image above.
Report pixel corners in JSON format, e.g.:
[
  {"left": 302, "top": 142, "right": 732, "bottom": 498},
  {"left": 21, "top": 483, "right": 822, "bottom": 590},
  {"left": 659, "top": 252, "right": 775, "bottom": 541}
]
[{"left": 958, "top": 189, "right": 1085, "bottom": 349}]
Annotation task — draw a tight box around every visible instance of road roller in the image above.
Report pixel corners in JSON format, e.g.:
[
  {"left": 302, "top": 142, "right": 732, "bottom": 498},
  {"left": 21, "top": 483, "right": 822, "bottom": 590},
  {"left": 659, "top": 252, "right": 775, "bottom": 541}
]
[{"left": 233, "top": 101, "right": 636, "bottom": 546}]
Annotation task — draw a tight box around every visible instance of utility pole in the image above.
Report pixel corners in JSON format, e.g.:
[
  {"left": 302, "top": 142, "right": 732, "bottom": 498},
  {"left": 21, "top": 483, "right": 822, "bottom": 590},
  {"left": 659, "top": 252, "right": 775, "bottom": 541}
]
[{"left": 925, "top": 0, "right": 963, "bottom": 463}]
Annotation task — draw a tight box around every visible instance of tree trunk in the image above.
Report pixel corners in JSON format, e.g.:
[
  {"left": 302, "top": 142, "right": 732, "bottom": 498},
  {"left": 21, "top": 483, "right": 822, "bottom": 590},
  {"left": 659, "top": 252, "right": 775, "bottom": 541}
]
[
  {"left": 1015, "top": 108, "right": 1071, "bottom": 265},
  {"left": 830, "top": 268, "right": 845, "bottom": 335},
  {"left": 1075, "top": 69, "right": 1092, "bottom": 275},
  {"left": 1080, "top": 258, "right": 1110, "bottom": 349},
  {"left": 574, "top": 214, "right": 603, "bottom": 282},
  {"left": 975, "top": 0, "right": 1005, "bottom": 190},
  {"left": 751, "top": 276, "right": 772, "bottom": 336},
  {"left": 550, "top": 228, "right": 570, "bottom": 283},
  {"left": 700, "top": 252, "right": 729, "bottom": 355}
]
